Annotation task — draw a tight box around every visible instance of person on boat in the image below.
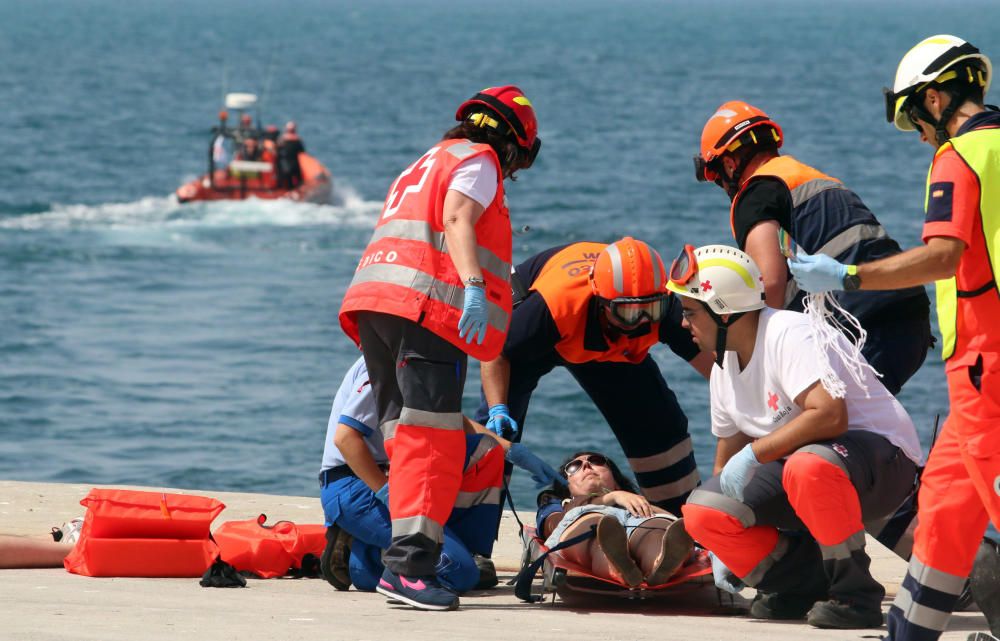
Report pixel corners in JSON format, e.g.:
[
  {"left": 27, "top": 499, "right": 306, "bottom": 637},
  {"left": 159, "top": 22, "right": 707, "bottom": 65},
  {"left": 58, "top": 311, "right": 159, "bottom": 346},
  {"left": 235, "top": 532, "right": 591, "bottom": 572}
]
[
  {"left": 534, "top": 451, "right": 694, "bottom": 588},
  {"left": 210, "top": 110, "right": 233, "bottom": 182},
  {"left": 277, "top": 121, "right": 306, "bottom": 189},
  {"left": 669, "top": 244, "right": 922, "bottom": 630},
  {"left": 338, "top": 85, "right": 542, "bottom": 611},
  {"left": 319, "top": 356, "right": 559, "bottom": 595},
  {"left": 787, "top": 35, "right": 1000, "bottom": 641},
  {"left": 693, "top": 100, "right": 932, "bottom": 396},
  {"left": 238, "top": 113, "right": 255, "bottom": 140},
  {"left": 475, "top": 237, "right": 714, "bottom": 515},
  {"left": 237, "top": 136, "right": 261, "bottom": 162}
]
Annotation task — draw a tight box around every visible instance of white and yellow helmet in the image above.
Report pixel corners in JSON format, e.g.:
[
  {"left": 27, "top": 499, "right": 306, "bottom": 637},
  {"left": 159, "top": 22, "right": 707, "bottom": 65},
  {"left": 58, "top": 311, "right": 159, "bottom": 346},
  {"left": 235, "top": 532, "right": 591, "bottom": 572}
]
[
  {"left": 666, "top": 244, "right": 765, "bottom": 315},
  {"left": 884, "top": 35, "right": 991, "bottom": 132}
]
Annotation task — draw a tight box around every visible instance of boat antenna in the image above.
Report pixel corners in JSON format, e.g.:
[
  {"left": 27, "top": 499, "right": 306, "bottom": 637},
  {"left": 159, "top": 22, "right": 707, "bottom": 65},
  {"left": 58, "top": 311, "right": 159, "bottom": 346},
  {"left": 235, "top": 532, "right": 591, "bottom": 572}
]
[{"left": 258, "top": 50, "right": 278, "bottom": 129}]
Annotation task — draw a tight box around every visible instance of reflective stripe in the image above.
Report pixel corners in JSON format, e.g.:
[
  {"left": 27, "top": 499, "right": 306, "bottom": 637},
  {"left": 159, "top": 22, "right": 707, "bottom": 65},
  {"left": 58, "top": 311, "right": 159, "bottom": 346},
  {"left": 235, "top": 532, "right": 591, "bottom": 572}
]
[
  {"left": 814, "top": 223, "right": 888, "bottom": 259},
  {"left": 453, "top": 487, "right": 501, "bottom": 509},
  {"left": 398, "top": 408, "right": 464, "bottom": 431},
  {"left": 790, "top": 178, "right": 845, "bottom": 208},
  {"left": 641, "top": 469, "right": 700, "bottom": 502},
  {"left": 743, "top": 534, "right": 790, "bottom": 586},
  {"left": 628, "top": 439, "right": 694, "bottom": 473},
  {"left": 686, "top": 487, "right": 755, "bottom": 528},
  {"left": 795, "top": 444, "right": 849, "bottom": 475},
  {"left": 392, "top": 515, "right": 443, "bottom": 542},
  {"left": 445, "top": 141, "right": 479, "bottom": 160},
  {"left": 367, "top": 219, "right": 511, "bottom": 282},
  {"left": 820, "top": 530, "right": 866, "bottom": 560},
  {"left": 893, "top": 583, "right": 952, "bottom": 631},
  {"left": 466, "top": 437, "right": 498, "bottom": 469},
  {"left": 351, "top": 263, "right": 508, "bottom": 331},
  {"left": 607, "top": 242, "right": 624, "bottom": 293},
  {"left": 908, "top": 555, "right": 966, "bottom": 596},
  {"left": 381, "top": 419, "right": 399, "bottom": 441}
]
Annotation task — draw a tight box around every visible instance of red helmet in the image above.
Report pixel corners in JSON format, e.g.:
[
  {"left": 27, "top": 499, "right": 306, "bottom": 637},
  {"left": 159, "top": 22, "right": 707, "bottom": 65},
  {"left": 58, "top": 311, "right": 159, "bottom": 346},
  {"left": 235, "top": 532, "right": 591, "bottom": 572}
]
[
  {"left": 456, "top": 85, "right": 538, "bottom": 152},
  {"left": 695, "top": 101, "right": 783, "bottom": 182}
]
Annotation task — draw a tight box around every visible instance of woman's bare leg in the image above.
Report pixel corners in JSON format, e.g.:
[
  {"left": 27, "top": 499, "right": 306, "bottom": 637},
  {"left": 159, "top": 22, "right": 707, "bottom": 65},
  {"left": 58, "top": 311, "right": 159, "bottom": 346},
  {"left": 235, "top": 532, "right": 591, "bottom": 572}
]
[
  {"left": 556, "top": 514, "right": 643, "bottom": 586},
  {"left": 0, "top": 535, "right": 71, "bottom": 569},
  {"left": 628, "top": 517, "right": 693, "bottom": 585}
]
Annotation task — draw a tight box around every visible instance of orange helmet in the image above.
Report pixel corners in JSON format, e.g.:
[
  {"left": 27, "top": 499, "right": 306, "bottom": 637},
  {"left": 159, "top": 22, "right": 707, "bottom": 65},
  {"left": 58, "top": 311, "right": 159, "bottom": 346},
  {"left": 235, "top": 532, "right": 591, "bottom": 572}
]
[
  {"left": 694, "top": 101, "right": 783, "bottom": 182},
  {"left": 590, "top": 237, "right": 669, "bottom": 327},
  {"left": 590, "top": 237, "right": 668, "bottom": 299}
]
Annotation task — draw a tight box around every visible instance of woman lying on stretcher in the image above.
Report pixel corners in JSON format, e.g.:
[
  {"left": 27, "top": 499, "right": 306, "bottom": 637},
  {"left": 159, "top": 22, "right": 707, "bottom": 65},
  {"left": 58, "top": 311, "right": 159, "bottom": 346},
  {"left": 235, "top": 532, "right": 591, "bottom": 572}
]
[{"left": 535, "top": 451, "right": 695, "bottom": 587}]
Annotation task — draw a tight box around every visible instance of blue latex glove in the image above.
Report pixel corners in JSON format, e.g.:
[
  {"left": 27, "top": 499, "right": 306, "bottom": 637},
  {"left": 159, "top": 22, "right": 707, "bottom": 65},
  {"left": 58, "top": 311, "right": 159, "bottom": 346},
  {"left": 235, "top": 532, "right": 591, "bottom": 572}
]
[
  {"left": 787, "top": 253, "right": 849, "bottom": 293},
  {"left": 374, "top": 483, "right": 389, "bottom": 506},
  {"left": 719, "top": 443, "right": 761, "bottom": 502},
  {"left": 506, "top": 443, "right": 566, "bottom": 489},
  {"left": 485, "top": 404, "right": 519, "bottom": 438},
  {"left": 457, "top": 285, "right": 488, "bottom": 345},
  {"left": 709, "top": 552, "right": 745, "bottom": 594}
]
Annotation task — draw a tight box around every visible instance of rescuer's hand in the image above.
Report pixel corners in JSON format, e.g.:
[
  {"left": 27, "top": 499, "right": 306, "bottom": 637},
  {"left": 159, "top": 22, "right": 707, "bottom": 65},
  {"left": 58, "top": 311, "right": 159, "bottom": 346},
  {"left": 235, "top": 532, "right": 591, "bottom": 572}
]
[
  {"left": 787, "top": 253, "right": 849, "bottom": 293},
  {"left": 458, "top": 285, "right": 489, "bottom": 345},
  {"left": 719, "top": 443, "right": 761, "bottom": 502}
]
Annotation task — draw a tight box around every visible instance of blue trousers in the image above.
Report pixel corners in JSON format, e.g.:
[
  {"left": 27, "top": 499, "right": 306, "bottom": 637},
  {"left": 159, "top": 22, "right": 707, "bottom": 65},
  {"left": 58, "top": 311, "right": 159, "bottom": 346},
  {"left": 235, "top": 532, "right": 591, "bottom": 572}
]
[{"left": 320, "top": 435, "right": 499, "bottom": 593}]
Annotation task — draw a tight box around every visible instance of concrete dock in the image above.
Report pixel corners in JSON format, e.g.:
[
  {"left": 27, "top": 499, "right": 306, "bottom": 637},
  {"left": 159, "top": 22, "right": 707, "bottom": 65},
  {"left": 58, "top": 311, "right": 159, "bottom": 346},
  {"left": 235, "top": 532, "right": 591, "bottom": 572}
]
[{"left": 0, "top": 480, "right": 988, "bottom": 641}]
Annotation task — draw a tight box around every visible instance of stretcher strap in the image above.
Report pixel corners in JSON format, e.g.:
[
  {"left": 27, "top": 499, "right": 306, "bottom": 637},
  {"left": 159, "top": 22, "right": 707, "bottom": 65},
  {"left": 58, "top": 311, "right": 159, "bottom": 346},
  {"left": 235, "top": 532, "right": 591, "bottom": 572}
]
[{"left": 514, "top": 527, "right": 596, "bottom": 602}]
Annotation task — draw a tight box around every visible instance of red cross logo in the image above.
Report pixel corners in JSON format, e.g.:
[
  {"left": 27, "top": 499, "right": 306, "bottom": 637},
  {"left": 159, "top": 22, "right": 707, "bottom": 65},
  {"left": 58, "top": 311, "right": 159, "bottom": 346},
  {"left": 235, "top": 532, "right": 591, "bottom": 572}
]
[
  {"left": 383, "top": 147, "right": 439, "bottom": 219},
  {"left": 767, "top": 391, "right": 779, "bottom": 411},
  {"left": 700, "top": 280, "right": 712, "bottom": 292}
]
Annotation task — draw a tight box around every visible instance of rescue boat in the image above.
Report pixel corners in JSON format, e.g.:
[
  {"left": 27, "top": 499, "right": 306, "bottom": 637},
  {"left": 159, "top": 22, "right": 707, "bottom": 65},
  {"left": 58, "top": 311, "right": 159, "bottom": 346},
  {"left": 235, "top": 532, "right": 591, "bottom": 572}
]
[{"left": 176, "top": 93, "right": 333, "bottom": 204}]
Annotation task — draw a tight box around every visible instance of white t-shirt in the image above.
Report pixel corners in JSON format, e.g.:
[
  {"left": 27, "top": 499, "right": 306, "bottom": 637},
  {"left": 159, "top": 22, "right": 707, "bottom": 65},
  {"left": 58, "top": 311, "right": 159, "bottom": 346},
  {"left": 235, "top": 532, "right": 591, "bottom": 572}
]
[
  {"left": 448, "top": 155, "right": 498, "bottom": 208},
  {"left": 320, "top": 356, "right": 387, "bottom": 472},
  {"left": 710, "top": 308, "right": 923, "bottom": 464}
]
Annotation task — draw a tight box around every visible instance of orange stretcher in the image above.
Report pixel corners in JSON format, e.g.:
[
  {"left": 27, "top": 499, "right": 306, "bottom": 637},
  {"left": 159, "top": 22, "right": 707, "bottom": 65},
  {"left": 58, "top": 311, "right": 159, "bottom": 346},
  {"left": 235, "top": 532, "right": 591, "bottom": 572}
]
[{"left": 514, "top": 524, "right": 713, "bottom": 603}]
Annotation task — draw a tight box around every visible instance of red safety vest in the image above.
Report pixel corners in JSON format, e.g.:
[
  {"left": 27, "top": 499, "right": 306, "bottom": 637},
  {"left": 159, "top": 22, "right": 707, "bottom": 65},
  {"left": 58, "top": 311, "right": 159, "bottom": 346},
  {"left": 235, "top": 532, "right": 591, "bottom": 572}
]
[
  {"left": 340, "top": 139, "right": 513, "bottom": 361},
  {"left": 531, "top": 242, "right": 661, "bottom": 364}
]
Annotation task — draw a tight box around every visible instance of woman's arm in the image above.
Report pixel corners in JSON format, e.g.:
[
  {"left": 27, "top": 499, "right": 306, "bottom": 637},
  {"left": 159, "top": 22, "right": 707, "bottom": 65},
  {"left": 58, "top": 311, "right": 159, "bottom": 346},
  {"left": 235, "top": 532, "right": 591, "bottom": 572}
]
[{"left": 442, "top": 190, "right": 487, "bottom": 283}]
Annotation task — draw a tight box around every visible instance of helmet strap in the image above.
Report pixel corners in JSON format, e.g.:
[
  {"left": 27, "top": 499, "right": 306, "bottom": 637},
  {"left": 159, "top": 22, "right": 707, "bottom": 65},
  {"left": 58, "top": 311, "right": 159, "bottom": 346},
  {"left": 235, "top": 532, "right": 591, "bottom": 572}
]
[{"left": 702, "top": 303, "right": 746, "bottom": 368}]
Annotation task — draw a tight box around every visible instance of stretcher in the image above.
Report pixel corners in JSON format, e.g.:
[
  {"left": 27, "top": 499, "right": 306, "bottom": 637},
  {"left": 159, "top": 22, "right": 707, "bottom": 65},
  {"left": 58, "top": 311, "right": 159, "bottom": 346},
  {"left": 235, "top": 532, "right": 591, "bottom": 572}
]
[{"left": 515, "top": 524, "right": 713, "bottom": 603}]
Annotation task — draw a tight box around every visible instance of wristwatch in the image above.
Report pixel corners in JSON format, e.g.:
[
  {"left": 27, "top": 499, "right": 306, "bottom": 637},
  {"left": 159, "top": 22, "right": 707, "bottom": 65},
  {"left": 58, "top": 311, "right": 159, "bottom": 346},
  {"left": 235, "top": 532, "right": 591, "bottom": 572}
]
[
  {"left": 465, "top": 276, "right": 486, "bottom": 288},
  {"left": 843, "top": 265, "right": 862, "bottom": 291}
]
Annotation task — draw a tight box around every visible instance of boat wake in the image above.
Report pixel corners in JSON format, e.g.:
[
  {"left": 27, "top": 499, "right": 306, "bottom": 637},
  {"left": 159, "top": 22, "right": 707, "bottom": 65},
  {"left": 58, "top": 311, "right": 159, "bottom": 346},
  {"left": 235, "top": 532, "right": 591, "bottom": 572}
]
[{"left": 0, "top": 183, "right": 381, "bottom": 231}]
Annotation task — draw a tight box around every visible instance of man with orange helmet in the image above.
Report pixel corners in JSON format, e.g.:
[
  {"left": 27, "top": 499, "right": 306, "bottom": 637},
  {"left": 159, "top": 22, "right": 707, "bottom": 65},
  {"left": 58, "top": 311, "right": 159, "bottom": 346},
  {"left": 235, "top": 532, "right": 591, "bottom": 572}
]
[
  {"left": 694, "top": 100, "right": 932, "bottom": 397},
  {"left": 339, "top": 85, "right": 540, "bottom": 611},
  {"left": 476, "top": 237, "right": 714, "bottom": 515},
  {"left": 669, "top": 244, "right": 922, "bottom": 629},
  {"left": 788, "top": 35, "right": 1000, "bottom": 641}
]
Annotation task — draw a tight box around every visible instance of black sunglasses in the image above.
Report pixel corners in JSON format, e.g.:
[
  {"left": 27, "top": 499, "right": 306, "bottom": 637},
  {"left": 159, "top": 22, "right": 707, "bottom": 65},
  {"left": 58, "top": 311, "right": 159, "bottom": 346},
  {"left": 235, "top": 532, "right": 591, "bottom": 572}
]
[{"left": 562, "top": 453, "right": 610, "bottom": 477}]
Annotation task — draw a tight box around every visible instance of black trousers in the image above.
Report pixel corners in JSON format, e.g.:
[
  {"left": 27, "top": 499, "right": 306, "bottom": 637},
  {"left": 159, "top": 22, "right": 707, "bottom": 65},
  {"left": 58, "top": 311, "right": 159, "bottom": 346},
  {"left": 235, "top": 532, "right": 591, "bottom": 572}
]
[{"left": 356, "top": 311, "right": 468, "bottom": 577}]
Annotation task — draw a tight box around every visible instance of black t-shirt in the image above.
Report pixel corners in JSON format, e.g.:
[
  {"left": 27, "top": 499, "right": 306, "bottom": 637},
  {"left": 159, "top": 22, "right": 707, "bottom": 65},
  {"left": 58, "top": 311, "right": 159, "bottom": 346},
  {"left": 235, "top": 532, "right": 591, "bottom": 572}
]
[
  {"left": 504, "top": 244, "right": 700, "bottom": 363},
  {"left": 731, "top": 177, "right": 793, "bottom": 250}
]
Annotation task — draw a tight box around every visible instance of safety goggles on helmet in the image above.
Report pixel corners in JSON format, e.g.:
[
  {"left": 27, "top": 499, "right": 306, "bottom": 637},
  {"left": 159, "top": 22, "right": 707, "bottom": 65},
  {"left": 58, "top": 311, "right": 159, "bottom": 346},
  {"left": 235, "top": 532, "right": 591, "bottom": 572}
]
[
  {"left": 562, "top": 454, "right": 610, "bottom": 477},
  {"left": 601, "top": 294, "right": 670, "bottom": 327},
  {"left": 669, "top": 243, "right": 698, "bottom": 286}
]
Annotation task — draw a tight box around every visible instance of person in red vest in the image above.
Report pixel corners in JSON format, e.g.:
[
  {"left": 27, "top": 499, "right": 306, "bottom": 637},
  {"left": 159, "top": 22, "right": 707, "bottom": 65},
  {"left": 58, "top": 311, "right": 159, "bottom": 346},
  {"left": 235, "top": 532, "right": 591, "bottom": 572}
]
[
  {"left": 788, "top": 35, "right": 1000, "bottom": 641},
  {"left": 339, "top": 85, "right": 541, "bottom": 611},
  {"left": 476, "top": 237, "right": 715, "bottom": 515}
]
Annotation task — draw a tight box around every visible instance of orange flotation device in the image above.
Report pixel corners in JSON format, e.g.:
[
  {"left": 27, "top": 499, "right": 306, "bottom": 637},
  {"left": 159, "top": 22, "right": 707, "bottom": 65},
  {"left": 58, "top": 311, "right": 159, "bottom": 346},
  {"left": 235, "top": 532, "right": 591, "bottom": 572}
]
[
  {"left": 212, "top": 514, "right": 327, "bottom": 579},
  {"left": 64, "top": 489, "right": 225, "bottom": 577}
]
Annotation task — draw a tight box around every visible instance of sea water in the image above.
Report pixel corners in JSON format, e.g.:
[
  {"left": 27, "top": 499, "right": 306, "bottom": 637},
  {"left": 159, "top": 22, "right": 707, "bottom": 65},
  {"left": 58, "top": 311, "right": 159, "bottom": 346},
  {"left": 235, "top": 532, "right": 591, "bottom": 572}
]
[{"left": 2, "top": 0, "right": 996, "bottom": 508}]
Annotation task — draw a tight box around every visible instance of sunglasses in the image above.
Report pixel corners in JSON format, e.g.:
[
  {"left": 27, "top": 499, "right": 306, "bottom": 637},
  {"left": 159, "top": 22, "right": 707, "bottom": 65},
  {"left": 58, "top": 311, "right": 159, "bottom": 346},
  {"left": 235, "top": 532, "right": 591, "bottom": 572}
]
[
  {"left": 562, "top": 454, "right": 610, "bottom": 477},
  {"left": 669, "top": 243, "right": 698, "bottom": 287}
]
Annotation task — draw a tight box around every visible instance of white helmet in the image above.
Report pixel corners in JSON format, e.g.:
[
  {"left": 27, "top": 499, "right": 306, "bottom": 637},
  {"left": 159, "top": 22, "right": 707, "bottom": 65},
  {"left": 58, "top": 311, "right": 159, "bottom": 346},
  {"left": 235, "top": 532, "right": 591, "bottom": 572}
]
[
  {"left": 666, "top": 244, "right": 765, "bottom": 315},
  {"left": 884, "top": 34, "right": 991, "bottom": 132}
]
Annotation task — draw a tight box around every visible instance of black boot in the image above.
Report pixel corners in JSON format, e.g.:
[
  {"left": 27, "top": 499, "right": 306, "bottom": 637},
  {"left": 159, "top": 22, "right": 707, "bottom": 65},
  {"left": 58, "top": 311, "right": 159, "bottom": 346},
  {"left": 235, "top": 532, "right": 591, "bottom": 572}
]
[
  {"left": 807, "top": 599, "right": 884, "bottom": 629},
  {"left": 750, "top": 590, "right": 826, "bottom": 620}
]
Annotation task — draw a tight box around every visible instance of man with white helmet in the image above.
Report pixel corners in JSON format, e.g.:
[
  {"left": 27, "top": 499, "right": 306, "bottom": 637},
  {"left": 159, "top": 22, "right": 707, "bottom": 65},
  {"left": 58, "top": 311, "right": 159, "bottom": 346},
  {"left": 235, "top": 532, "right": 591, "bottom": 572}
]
[
  {"left": 670, "top": 244, "right": 922, "bottom": 629},
  {"left": 788, "top": 35, "right": 1000, "bottom": 641}
]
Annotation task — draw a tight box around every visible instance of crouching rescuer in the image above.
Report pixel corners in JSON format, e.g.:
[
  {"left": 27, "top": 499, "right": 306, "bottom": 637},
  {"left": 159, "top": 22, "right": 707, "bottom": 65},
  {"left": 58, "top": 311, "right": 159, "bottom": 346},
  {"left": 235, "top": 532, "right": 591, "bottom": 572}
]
[{"left": 668, "top": 244, "right": 923, "bottom": 629}]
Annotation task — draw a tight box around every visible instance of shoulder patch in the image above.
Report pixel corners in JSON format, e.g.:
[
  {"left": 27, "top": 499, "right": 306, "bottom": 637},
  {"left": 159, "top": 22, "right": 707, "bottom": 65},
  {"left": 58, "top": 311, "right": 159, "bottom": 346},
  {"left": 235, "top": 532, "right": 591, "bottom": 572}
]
[{"left": 925, "top": 181, "right": 954, "bottom": 223}]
